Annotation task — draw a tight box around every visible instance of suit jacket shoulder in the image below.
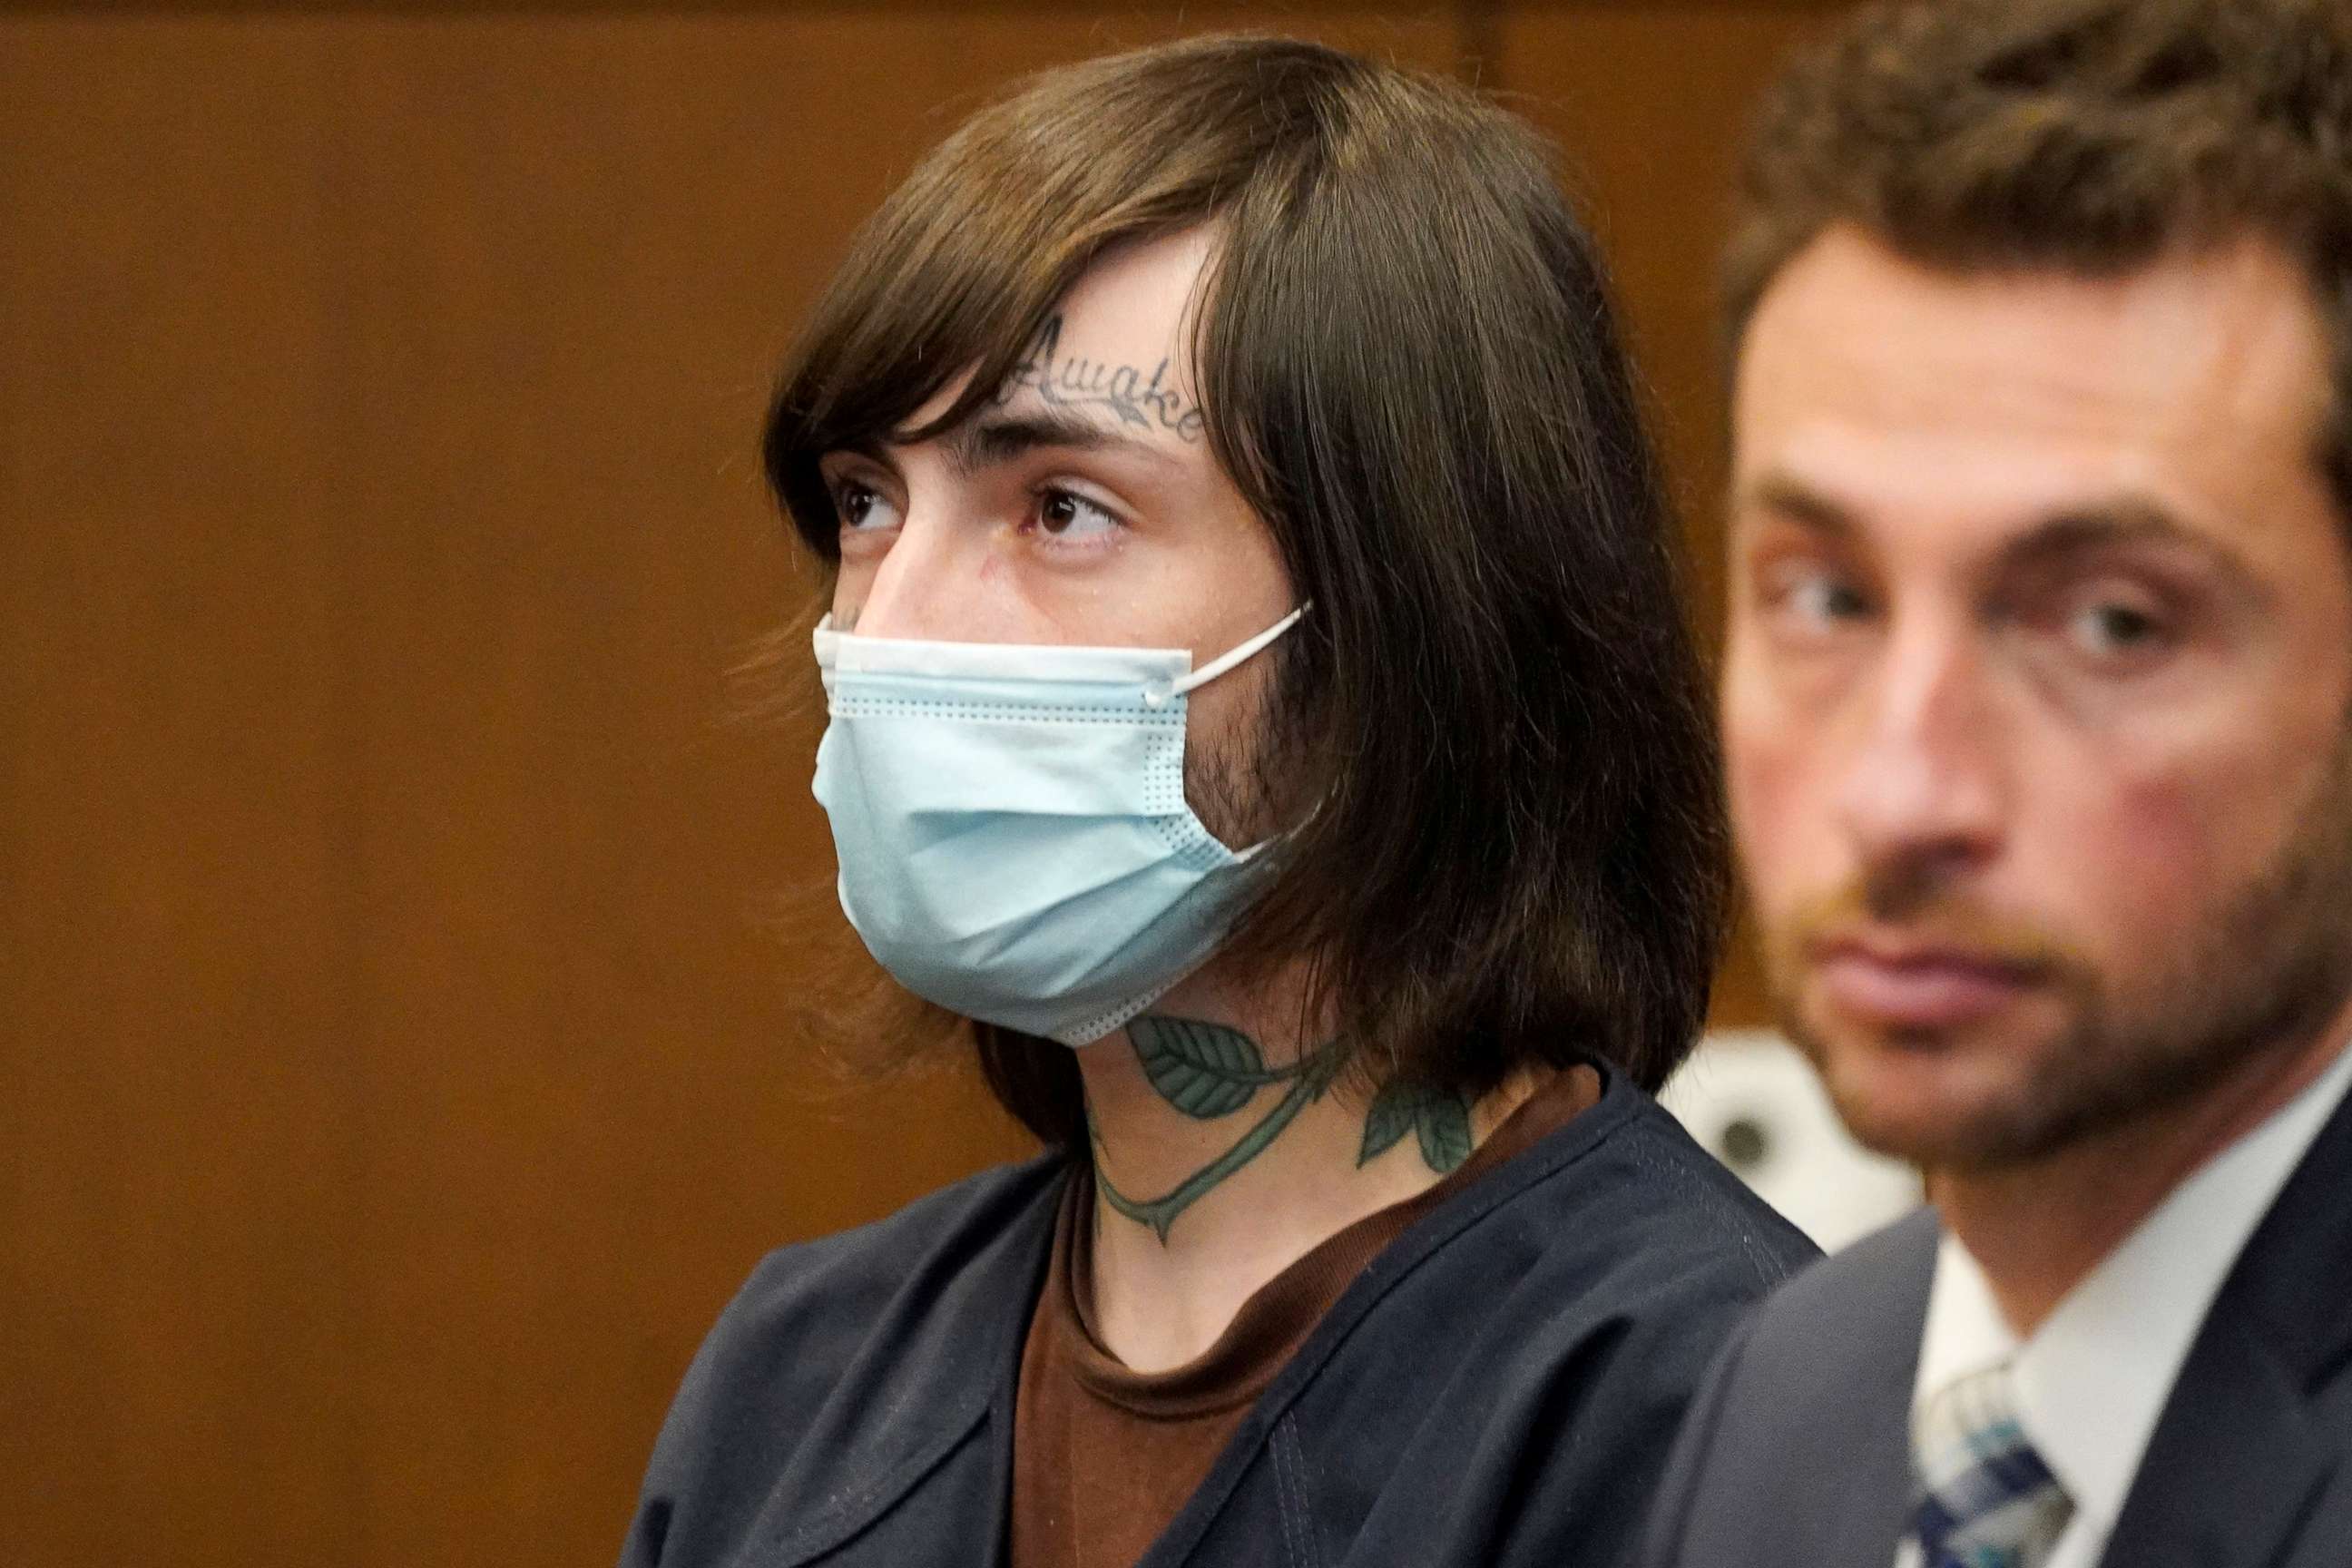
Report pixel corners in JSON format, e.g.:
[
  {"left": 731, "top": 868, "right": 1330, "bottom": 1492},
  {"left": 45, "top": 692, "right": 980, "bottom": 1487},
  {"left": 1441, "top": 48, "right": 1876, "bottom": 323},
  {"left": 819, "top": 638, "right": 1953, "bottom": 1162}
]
[
  {"left": 1643, "top": 1207, "right": 1939, "bottom": 1568},
  {"left": 1650, "top": 1065, "right": 2352, "bottom": 1568}
]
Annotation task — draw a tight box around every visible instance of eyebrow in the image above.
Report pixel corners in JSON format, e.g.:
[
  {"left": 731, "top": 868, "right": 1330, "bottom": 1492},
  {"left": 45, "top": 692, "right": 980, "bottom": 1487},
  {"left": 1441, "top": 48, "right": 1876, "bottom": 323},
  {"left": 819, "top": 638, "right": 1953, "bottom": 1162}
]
[
  {"left": 1741, "top": 475, "right": 1857, "bottom": 540},
  {"left": 1990, "top": 502, "right": 2260, "bottom": 584},
  {"left": 941, "top": 409, "right": 1174, "bottom": 478},
  {"left": 1741, "top": 471, "right": 2263, "bottom": 585}
]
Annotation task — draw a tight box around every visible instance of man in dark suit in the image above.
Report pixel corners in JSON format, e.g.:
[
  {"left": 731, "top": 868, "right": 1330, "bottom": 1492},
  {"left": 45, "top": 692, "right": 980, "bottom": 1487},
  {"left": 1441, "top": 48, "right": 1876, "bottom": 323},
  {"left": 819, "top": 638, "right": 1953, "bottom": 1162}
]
[{"left": 1647, "top": 3, "right": 2352, "bottom": 1565}]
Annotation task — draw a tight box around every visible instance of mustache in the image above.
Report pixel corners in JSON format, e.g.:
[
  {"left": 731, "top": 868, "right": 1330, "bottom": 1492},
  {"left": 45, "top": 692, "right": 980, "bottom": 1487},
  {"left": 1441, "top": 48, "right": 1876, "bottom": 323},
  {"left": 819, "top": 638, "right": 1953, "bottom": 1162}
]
[{"left": 1780, "top": 882, "right": 2079, "bottom": 974}]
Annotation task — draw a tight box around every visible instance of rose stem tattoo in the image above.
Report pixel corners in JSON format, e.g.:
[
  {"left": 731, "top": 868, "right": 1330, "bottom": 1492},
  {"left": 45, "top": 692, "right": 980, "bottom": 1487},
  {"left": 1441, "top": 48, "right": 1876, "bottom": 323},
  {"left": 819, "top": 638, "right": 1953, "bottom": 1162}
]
[{"left": 1092, "top": 1016, "right": 1475, "bottom": 1244}]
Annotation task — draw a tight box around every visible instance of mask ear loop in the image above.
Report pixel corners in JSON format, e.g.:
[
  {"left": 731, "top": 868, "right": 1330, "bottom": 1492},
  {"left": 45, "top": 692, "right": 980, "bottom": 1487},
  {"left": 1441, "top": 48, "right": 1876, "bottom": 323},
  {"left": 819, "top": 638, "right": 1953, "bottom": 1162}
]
[{"left": 1145, "top": 604, "right": 1310, "bottom": 709}]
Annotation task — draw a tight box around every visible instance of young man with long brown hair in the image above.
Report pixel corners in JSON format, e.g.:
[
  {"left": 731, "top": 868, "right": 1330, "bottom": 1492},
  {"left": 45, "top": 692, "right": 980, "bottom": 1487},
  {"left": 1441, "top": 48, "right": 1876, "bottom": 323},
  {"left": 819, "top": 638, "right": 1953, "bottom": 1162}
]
[
  {"left": 622, "top": 36, "right": 1811, "bottom": 1568},
  {"left": 1647, "top": 3, "right": 2352, "bottom": 1565}
]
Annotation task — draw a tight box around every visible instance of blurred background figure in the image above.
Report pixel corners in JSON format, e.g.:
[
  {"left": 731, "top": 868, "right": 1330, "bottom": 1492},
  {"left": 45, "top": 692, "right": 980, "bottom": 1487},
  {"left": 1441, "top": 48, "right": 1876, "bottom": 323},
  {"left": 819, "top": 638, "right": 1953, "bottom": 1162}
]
[
  {"left": 1649, "top": 3, "right": 2352, "bottom": 1565},
  {"left": 4, "top": 5, "right": 1862, "bottom": 1566}
]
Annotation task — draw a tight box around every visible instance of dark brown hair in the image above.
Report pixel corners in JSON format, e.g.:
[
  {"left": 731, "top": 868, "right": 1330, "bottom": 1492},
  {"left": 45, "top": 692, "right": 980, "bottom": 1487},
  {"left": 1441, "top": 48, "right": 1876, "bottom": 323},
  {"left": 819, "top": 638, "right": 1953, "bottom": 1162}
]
[
  {"left": 1727, "top": 0, "right": 2352, "bottom": 524},
  {"left": 766, "top": 35, "right": 1728, "bottom": 1142}
]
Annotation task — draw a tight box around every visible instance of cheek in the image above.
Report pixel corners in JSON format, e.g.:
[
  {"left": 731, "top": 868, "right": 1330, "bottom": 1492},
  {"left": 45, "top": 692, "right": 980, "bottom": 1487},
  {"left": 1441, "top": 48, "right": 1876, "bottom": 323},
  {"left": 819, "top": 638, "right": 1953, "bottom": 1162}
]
[
  {"left": 1723, "top": 701, "right": 1838, "bottom": 923},
  {"left": 2010, "top": 745, "right": 2235, "bottom": 970},
  {"left": 1097, "top": 520, "right": 1290, "bottom": 656}
]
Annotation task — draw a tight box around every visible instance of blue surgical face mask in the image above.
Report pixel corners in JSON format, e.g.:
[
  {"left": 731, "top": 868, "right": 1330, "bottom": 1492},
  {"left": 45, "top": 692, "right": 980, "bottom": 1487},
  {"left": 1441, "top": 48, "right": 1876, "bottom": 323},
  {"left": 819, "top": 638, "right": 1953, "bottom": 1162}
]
[{"left": 810, "top": 606, "right": 1306, "bottom": 1045}]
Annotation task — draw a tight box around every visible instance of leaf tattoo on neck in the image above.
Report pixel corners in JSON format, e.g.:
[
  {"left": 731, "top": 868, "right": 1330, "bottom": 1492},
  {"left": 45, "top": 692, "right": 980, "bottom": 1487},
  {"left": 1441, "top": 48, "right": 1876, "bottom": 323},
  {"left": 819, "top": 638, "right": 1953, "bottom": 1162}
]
[
  {"left": 1357, "top": 1080, "right": 1475, "bottom": 1174},
  {"left": 1093, "top": 1017, "right": 1344, "bottom": 1243},
  {"left": 1091, "top": 1019, "right": 1479, "bottom": 1244}
]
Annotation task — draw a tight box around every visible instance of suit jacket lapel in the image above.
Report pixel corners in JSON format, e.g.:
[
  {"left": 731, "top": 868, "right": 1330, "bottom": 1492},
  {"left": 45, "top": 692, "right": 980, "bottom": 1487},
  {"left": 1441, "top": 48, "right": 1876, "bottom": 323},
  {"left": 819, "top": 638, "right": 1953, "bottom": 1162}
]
[
  {"left": 2100, "top": 1318, "right": 2337, "bottom": 1568},
  {"left": 2100, "top": 1072, "right": 2352, "bottom": 1568}
]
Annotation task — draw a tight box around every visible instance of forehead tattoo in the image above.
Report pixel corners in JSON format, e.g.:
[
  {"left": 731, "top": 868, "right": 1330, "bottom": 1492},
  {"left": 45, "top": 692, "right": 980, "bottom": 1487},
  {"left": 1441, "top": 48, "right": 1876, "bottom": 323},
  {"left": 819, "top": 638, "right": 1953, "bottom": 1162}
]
[{"left": 1004, "top": 314, "right": 1207, "bottom": 444}]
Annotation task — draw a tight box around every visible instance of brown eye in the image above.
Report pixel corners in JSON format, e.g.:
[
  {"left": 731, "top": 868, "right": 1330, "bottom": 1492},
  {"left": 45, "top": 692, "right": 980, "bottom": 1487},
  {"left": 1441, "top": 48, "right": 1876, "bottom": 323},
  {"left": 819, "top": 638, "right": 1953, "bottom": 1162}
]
[
  {"left": 834, "top": 480, "right": 901, "bottom": 533},
  {"left": 1034, "top": 488, "right": 1119, "bottom": 540}
]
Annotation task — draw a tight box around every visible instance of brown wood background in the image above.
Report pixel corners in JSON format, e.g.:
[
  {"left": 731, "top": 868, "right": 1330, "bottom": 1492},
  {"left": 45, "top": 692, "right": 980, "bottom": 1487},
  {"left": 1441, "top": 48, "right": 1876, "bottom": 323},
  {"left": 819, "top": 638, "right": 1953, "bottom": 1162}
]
[{"left": 0, "top": 5, "right": 1845, "bottom": 1563}]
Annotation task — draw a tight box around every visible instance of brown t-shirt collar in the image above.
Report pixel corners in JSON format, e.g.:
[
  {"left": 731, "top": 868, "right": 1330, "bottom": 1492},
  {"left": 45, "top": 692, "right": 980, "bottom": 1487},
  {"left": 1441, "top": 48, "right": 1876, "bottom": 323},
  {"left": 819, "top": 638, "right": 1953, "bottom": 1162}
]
[{"left": 1060, "top": 1063, "right": 1602, "bottom": 1413}]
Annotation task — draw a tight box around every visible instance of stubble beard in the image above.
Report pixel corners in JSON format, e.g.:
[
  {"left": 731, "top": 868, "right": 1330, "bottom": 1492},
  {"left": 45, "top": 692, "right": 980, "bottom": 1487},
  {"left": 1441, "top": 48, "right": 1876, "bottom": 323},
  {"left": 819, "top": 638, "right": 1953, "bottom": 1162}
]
[
  {"left": 1182, "top": 645, "right": 1300, "bottom": 854},
  {"left": 1777, "top": 739, "right": 2352, "bottom": 1172}
]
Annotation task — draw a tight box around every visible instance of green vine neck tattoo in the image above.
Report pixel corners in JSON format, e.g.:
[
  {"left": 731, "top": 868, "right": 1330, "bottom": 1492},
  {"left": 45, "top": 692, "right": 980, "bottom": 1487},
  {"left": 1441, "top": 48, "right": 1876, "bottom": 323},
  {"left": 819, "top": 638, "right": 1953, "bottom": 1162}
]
[{"left": 1091, "top": 1015, "right": 1476, "bottom": 1244}]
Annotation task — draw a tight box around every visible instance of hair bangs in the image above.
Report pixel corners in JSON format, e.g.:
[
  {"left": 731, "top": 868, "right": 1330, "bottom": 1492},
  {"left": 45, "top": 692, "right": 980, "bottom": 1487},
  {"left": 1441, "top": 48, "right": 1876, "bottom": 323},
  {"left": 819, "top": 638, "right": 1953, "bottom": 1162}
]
[
  {"left": 763, "top": 184, "right": 1098, "bottom": 564},
  {"left": 763, "top": 37, "right": 1354, "bottom": 566}
]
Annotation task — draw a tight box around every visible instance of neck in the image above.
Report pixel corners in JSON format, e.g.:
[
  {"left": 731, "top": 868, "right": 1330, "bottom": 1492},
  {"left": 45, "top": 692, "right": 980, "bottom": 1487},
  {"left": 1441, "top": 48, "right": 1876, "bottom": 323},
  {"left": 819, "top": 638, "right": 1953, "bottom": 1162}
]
[
  {"left": 1930, "top": 1000, "right": 2352, "bottom": 1338},
  {"left": 1077, "top": 960, "right": 1548, "bottom": 1372}
]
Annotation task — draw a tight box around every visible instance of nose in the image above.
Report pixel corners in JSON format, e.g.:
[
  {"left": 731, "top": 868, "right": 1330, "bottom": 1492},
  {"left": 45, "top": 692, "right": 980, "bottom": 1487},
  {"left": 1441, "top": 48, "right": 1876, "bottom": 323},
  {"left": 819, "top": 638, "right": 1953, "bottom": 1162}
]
[
  {"left": 838, "top": 506, "right": 995, "bottom": 642},
  {"left": 1833, "top": 615, "right": 2006, "bottom": 887}
]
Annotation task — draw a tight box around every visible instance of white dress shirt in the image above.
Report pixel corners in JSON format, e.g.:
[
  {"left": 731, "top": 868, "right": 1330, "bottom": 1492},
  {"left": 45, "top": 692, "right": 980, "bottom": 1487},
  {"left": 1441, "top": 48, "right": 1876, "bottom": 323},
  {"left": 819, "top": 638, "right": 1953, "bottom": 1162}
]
[{"left": 1895, "top": 1036, "right": 2352, "bottom": 1568}]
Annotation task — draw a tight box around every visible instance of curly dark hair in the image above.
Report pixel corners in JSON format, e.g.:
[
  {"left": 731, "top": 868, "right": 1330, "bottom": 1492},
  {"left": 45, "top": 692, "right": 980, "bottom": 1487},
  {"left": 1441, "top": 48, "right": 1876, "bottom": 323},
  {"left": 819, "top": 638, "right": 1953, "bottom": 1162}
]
[{"left": 1727, "top": 0, "right": 2352, "bottom": 526}]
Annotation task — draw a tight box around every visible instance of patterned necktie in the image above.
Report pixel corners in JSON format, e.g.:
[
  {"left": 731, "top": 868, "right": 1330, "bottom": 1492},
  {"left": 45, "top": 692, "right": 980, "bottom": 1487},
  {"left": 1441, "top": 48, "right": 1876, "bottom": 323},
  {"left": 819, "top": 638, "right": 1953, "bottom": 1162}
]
[{"left": 1910, "top": 1363, "right": 2073, "bottom": 1568}]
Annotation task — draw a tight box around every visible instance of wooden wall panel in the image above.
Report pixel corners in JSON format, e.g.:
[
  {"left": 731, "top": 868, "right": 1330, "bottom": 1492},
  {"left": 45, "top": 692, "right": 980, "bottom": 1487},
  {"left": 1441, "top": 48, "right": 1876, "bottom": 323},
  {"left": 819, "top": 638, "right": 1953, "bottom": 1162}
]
[
  {"left": 1494, "top": 5, "right": 1853, "bottom": 1025},
  {"left": 0, "top": 23, "right": 366, "bottom": 1566}
]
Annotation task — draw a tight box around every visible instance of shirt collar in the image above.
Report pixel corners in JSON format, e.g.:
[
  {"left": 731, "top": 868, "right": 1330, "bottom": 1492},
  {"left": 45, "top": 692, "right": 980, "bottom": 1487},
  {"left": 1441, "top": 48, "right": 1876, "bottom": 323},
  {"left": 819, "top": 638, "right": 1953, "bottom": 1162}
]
[{"left": 1914, "top": 1036, "right": 2352, "bottom": 1536}]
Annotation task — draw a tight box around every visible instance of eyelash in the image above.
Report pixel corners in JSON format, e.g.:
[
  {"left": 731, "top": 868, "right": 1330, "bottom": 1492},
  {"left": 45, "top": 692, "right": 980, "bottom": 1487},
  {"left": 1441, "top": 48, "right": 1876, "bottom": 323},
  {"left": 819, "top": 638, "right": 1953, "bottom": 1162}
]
[
  {"left": 1025, "top": 485, "right": 1123, "bottom": 544},
  {"left": 822, "top": 473, "right": 1127, "bottom": 552},
  {"left": 2044, "top": 585, "right": 2180, "bottom": 662},
  {"left": 830, "top": 477, "right": 890, "bottom": 527},
  {"left": 1753, "top": 556, "right": 1875, "bottom": 630}
]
